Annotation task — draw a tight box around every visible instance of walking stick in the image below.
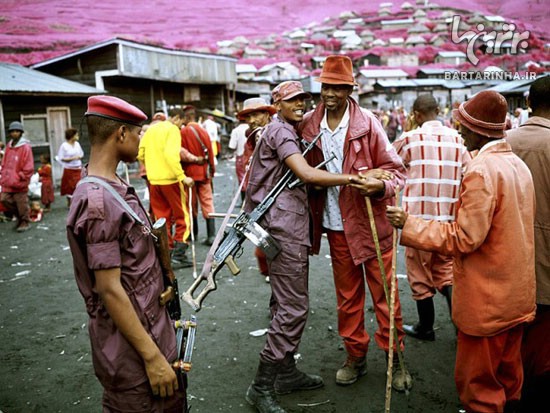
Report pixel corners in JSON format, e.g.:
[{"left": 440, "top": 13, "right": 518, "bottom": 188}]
[
  {"left": 365, "top": 187, "right": 412, "bottom": 397},
  {"left": 188, "top": 187, "right": 198, "bottom": 279},
  {"left": 385, "top": 187, "right": 400, "bottom": 412}
]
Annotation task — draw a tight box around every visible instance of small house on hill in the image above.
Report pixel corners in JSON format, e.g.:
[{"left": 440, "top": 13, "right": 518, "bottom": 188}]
[
  {"left": 435, "top": 51, "right": 467, "bottom": 65},
  {"left": 257, "top": 62, "right": 302, "bottom": 82}
]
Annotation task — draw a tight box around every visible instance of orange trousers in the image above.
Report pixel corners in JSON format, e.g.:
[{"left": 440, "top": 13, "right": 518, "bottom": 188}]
[
  {"left": 190, "top": 180, "right": 214, "bottom": 219},
  {"left": 149, "top": 182, "right": 190, "bottom": 247},
  {"left": 456, "top": 324, "right": 524, "bottom": 413},
  {"left": 327, "top": 230, "right": 405, "bottom": 357},
  {"left": 405, "top": 247, "right": 453, "bottom": 300}
]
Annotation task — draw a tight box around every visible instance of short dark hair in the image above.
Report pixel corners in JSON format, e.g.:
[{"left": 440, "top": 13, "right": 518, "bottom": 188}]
[
  {"left": 168, "top": 108, "right": 186, "bottom": 118},
  {"left": 86, "top": 116, "right": 125, "bottom": 145},
  {"left": 528, "top": 76, "right": 550, "bottom": 112},
  {"left": 413, "top": 94, "right": 439, "bottom": 114},
  {"left": 65, "top": 128, "right": 78, "bottom": 141}
]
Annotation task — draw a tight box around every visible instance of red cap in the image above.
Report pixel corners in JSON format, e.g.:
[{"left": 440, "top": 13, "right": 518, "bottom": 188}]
[
  {"left": 452, "top": 91, "right": 507, "bottom": 139},
  {"left": 85, "top": 95, "right": 147, "bottom": 126},
  {"left": 272, "top": 81, "right": 312, "bottom": 103}
]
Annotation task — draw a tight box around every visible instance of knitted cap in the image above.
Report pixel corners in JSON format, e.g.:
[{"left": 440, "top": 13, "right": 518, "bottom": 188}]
[{"left": 452, "top": 91, "right": 508, "bottom": 138}]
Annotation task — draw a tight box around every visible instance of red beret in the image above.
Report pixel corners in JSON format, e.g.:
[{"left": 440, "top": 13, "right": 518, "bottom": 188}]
[{"left": 85, "top": 95, "right": 147, "bottom": 126}]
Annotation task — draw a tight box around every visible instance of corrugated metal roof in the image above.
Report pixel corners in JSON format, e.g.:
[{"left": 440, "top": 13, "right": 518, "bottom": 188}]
[
  {"left": 31, "top": 38, "right": 237, "bottom": 69},
  {"left": 0, "top": 62, "right": 104, "bottom": 95},
  {"left": 375, "top": 79, "right": 468, "bottom": 89},
  {"left": 359, "top": 69, "right": 409, "bottom": 78}
]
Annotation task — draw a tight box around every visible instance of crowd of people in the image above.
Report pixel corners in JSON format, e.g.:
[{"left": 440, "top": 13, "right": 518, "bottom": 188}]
[{"left": 1, "top": 54, "right": 548, "bottom": 413}]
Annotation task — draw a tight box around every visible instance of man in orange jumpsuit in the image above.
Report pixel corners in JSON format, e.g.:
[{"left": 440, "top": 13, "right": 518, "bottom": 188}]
[{"left": 387, "top": 90, "right": 536, "bottom": 413}]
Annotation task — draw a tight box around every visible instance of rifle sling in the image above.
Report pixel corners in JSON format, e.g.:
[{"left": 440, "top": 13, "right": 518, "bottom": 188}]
[{"left": 78, "top": 176, "right": 149, "bottom": 228}]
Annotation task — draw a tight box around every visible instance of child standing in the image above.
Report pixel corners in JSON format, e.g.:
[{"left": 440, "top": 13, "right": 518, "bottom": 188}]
[{"left": 38, "top": 153, "right": 54, "bottom": 212}]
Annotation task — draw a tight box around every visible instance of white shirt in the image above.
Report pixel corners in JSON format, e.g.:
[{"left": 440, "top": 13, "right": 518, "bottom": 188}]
[
  {"left": 57, "top": 141, "right": 84, "bottom": 169},
  {"left": 320, "top": 104, "right": 350, "bottom": 230},
  {"left": 228, "top": 123, "right": 249, "bottom": 156},
  {"left": 202, "top": 118, "right": 220, "bottom": 143}
]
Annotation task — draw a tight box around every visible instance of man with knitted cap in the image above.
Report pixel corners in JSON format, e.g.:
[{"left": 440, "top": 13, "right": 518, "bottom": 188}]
[
  {"left": 67, "top": 95, "right": 187, "bottom": 411},
  {"left": 0, "top": 121, "right": 34, "bottom": 232},
  {"left": 387, "top": 90, "right": 536, "bottom": 413},
  {"left": 298, "top": 55, "right": 410, "bottom": 391}
]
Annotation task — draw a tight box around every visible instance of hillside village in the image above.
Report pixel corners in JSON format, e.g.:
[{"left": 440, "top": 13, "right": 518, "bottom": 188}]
[
  {"left": 204, "top": 1, "right": 549, "bottom": 110},
  {"left": 1, "top": 1, "right": 549, "bottom": 160}
]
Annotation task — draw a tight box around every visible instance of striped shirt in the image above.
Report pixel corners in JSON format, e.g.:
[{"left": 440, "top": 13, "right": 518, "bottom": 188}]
[{"left": 393, "top": 120, "right": 471, "bottom": 222}]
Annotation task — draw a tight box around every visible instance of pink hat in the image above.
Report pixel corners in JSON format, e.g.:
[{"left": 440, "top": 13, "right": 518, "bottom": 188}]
[
  {"left": 237, "top": 97, "right": 277, "bottom": 120},
  {"left": 452, "top": 91, "right": 508, "bottom": 139},
  {"left": 272, "top": 81, "right": 312, "bottom": 103},
  {"left": 315, "top": 55, "right": 356, "bottom": 86},
  {"left": 85, "top": 95, "right": 147, "bottom": 126},
  {"left": 152, "top": 112, "right": 167, "bottom": 122}
]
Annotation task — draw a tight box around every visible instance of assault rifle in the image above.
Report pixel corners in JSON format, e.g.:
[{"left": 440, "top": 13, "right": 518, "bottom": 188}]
[{"left": 182, "top": 133, "right": 325, "bottom": 311}]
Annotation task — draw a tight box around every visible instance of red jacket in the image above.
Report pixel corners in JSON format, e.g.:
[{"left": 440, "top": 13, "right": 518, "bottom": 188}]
[
  {"left": 0, "top": 138, "right": 34, "bottom": 193},
  {"left": 298, "top": 99, "right": 406, "bottom": 265},
  {"left": 180, "top": 122, "right": 216, "bottom": 182}
]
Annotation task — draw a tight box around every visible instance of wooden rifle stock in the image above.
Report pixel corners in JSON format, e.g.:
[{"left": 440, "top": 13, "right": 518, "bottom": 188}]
[{"left": 152, "top": 218, "right": 182, "bottom": 320}]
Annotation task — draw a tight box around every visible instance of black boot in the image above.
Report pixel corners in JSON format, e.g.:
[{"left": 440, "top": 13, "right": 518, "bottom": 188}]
[
  {"left": 192, "top": 216, "right": 199, "bottom": 240},
  {"left": 403, "top": 297, "right": 435, "bottom": 341},
  {"left": 441, "top": 285, "right": 453, "bottom": 317},
  {"left": 202, "top": 218, "right": 215, "bottom": 246},
  {"left": 246, "top": 360, "right": 286, "bottom": 413},
  {"left": 274, "top": 353, "right": 324, "bottom": 395},
  {"left": 171, "top": 241, "right": 193, "bottom": 269}
]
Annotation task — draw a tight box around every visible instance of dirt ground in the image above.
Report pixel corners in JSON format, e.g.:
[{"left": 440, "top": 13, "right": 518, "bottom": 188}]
[{"left": 0, "top": 158, "right": 463, "bottom": 413}]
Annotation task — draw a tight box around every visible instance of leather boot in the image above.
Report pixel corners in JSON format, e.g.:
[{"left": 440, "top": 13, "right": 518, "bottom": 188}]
[
  {"left": 171, "top": 241, "right": 193, "bottom": 269},
  {"left": 441, "top": 285, "right": 453, "bottom": 317},
  {"left": 202, "top": 218, "right": 215, "bottom": 246},
  {"left": 403, "top": 297, "right": 435, "bottom": 341},
  {"left": 192, "top": 216, "right": 199, "bottom": 240},
  {"left": 245, "top": 360, "right": 286, "bottom": 413},
  {"left": 274, "top": 353, "right": 324, "bottom": 395},
  {"left": 386, "top": 352, "right": 413, "bottom": 392},
  {"left": 336, "top": 354, "right": 367, "bottom": 385}
]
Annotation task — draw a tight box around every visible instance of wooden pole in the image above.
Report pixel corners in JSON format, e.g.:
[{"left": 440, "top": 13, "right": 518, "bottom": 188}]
[
  {"left": 365, "top": 187, "right": 411, "bottom": 400},
  {"left": 189, "top": 187, "right": 197, "bottom": 279},
  {"left": 384, "top": 186, "right": 400, "bottom": 412}
]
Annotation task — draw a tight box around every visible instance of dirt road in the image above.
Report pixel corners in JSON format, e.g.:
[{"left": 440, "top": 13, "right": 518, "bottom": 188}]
[{"left": 0, "top": 158, "right": 462, "bottom": 412}]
